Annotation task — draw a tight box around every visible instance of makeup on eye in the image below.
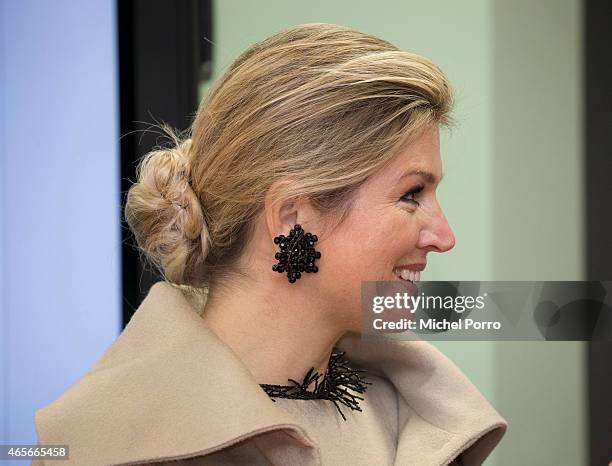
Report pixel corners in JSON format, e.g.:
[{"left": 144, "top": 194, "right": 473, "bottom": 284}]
[{"left": 400, "top": 184, "right": 425, "bottom": 205}]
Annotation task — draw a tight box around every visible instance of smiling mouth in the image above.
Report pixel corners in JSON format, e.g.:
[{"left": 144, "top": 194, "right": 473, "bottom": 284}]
[{"left": 393, "top": 268, "right": 421, "bottom": 283}]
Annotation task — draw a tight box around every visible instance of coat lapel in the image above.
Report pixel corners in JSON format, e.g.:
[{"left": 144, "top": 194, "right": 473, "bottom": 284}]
[
  {"left": 35, "top": 281, "right": 321, "bottom": 465},
  {"left": 35, "top": 281, "right": 506, "bottom": 466},
  {"left": 335, "top": 333, "right": 507, "bottom": 465}
]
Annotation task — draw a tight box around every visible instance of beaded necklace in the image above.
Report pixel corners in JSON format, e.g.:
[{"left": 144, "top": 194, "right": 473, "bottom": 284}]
[{"left": 259, "top": 351, "right": 372, "bottom": 421}]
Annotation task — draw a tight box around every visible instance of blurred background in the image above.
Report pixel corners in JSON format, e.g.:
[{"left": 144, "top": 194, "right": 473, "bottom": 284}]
[{"left": 1, "top": 1, "right": 610, "bottom": 465}]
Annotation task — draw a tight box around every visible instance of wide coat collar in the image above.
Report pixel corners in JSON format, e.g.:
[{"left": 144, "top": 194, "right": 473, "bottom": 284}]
[{"left": 34, "top": 281, "right": 507, "bottom": 466}]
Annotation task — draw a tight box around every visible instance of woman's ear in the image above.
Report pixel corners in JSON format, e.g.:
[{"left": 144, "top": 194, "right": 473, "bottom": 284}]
[{"left": 263, "top": 179, "right": 321, "bottom": 245}]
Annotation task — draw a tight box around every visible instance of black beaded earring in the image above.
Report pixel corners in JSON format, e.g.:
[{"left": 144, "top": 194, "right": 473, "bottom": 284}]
[{"left": 272, "top": 224, "right": 321, "bottom": 283}]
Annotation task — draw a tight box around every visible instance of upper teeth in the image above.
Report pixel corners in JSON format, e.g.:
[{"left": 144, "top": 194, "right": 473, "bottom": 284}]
[{"left": 394, "top": 268, "right": 420, "bottom": 282}]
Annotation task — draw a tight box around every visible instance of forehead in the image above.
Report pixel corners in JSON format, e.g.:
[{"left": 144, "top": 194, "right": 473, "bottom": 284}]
[{"left": 380, "top": 125, "right": 442, "bottom": 182}]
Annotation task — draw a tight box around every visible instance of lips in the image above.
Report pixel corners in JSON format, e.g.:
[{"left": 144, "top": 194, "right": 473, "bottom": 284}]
[{"left": 395, "top": 263, "right": 426, "bottom": 272}]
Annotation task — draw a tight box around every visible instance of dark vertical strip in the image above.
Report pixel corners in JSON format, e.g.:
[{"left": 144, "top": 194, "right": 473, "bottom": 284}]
[
  {"left": 117, "top": 0, "right": 213, "bottom": 327},
  {"left": 117, "top": 0, "right": 139, "bottom": 331},
  {"left": 585, "top": 0, "right": 612, "bottom": 464}
]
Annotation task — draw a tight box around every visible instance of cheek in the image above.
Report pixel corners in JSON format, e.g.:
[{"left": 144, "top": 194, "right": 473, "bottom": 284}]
[
  {"left": 317, "top": 223, "right": 376, "bottom": 280},
  {"left": 359, "top": 216, "right": 421, "bottom": 272},
  {"left": 319, "top": 203, "right": 420, "bottom": 280}
]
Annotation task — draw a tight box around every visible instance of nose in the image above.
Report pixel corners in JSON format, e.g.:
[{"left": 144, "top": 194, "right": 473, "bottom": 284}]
[{"left": 417, "top": 205, "right": 455, "bottom": 253}]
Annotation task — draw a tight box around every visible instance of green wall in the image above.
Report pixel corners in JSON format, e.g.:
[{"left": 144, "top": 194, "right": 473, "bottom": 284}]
[
  {"left": 492, "top": 1, "right": 585, "bottom": 465},
  {"left": 202, "top": 1, "right": 585, "bottom": 464}
]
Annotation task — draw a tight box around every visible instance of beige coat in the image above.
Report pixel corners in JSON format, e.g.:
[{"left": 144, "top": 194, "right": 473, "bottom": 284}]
[{"left": 32, "top": 281, "right": 507, "bottom": 465}]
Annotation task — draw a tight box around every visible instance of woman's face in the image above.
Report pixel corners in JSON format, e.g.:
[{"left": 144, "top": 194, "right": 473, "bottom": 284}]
[{"left": 319, "top": 124, "right": 455, "bottom": 331}]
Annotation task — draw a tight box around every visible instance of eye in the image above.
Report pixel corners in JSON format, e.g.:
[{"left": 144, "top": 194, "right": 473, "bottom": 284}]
[{"left": 400, "top": 184, "right": 424, "bottom": 206}]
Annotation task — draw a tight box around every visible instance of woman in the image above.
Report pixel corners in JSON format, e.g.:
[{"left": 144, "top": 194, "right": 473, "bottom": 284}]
[{"left": 33, "top": 23, "right": 507, "bottom": 465}]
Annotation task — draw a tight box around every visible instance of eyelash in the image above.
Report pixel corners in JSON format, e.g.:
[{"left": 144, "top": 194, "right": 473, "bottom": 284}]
[{"left": 400, "top": 184, "right": 424, "bottom": 206}]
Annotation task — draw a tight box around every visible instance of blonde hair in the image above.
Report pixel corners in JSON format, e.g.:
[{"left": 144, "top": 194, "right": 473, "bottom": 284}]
[{"left": 124, "top": 22, "right": 454, "bottom": 295}]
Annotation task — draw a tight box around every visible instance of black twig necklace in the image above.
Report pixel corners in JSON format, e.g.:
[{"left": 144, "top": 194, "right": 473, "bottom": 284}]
[{"left": 259, "top": 351, "right": 372, "bottom": 421}]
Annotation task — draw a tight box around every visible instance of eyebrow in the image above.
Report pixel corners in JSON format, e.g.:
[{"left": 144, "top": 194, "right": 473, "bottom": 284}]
[{"left": 398, "top": 169, "right": 444, "bottom": 185}]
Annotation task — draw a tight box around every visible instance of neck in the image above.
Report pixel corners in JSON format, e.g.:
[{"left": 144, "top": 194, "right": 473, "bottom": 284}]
[{"left": 201, "top": 273, "right": 346, "bottom": 388}]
